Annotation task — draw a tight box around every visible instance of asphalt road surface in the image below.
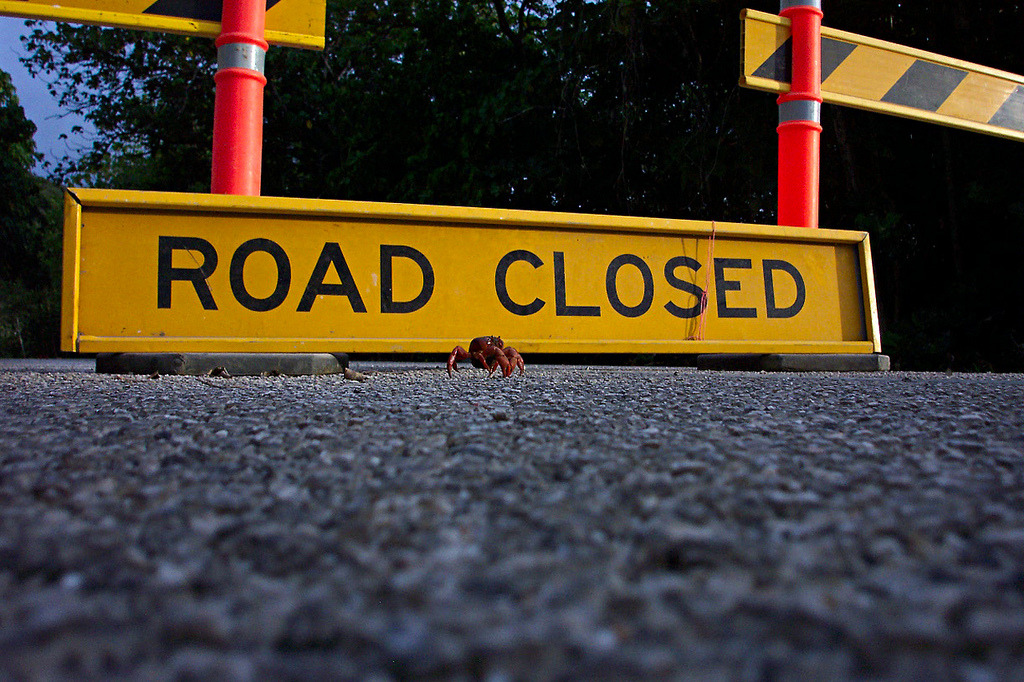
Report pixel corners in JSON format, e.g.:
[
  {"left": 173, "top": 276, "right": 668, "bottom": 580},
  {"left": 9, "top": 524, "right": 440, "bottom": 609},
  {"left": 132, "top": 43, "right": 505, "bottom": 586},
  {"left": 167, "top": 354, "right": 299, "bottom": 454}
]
[{"left": 1, "top": 359, "right": 1023, "bottom": 680}]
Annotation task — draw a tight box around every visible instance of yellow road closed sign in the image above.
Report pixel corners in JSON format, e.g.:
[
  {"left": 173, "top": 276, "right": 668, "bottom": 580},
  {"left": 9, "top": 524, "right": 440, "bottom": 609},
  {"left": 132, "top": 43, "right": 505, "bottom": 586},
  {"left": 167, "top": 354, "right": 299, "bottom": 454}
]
[
  {"left": 0, "top": 0, "right": 324, "bottom": 49},
  {"left": 61, "top": 189, "right": 881, "bottom": 355}
]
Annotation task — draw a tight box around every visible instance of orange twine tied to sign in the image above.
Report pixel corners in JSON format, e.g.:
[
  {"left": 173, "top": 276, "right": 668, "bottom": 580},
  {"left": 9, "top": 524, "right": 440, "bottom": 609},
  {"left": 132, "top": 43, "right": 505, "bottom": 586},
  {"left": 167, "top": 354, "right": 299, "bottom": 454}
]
[{"left": 691, "top": 220, "right": 716, "bottom": 341}]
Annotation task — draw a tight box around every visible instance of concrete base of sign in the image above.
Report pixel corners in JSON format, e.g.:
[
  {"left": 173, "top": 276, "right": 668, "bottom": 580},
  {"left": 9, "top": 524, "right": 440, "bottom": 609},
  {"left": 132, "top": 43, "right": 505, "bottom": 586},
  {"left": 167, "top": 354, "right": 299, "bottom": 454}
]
[
  {"left": 696, "top": 353, "right": 890, "bottom": 372},
  {"left": 95, "top": 352, "right": 349, "bottom": 376}
]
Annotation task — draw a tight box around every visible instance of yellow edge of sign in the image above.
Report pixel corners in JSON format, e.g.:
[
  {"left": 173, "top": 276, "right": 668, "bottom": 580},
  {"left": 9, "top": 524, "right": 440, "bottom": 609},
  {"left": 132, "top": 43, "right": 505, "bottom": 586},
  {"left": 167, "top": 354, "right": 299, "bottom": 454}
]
[
  {"left": 738, "top": 8, "right": 751, "bottom": 88},
  {"left": 0, "top": 3, "right": 324, "bottom": 50},
  {"left": 743, "top": 76, "right": 1024, "bottom": 141},
  {"left": 73, "top": 336, "right": 878, "bottom": 355},
  {"left": 67, "top": 188, "right": 867, "bottom": 247},
  {"left": 60, "top": 191, "right": 83, "bottom": 352},
  {"left": 742, "top": 8, "right": 786, "bottom": 27},
  {"left": 739, "top": 73, "right": 789, "bottom": 93},
  {"left": 859, "top": 233, "right": 882, "bottom": 353},
  {"left": 825, "top": 93, "right": 1024, "bottom": 143}
]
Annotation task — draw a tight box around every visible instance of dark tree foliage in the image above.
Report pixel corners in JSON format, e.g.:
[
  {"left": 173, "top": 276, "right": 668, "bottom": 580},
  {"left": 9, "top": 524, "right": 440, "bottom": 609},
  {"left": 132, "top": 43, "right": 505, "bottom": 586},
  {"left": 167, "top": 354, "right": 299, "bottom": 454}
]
[
  {"left": 817, "top": 2, "right": 1024, "bottom": 369},
  {"left": 24, "top": 0, "right": 776, "bottom": 218},
  {"left": 23, "top": 24, "right": 214, "bottom": 190},
  {"left": 1, "top": 70, "right": 47, "bottom": 284},
  {"left": 0, "top": 70, "right": 62, "bottom": 287},
  {"left": 17, "top": 0, "right": 1024, "bottom": 368},
  {"left": 0, "top": 70, "right": 62, "bottom": 356}
]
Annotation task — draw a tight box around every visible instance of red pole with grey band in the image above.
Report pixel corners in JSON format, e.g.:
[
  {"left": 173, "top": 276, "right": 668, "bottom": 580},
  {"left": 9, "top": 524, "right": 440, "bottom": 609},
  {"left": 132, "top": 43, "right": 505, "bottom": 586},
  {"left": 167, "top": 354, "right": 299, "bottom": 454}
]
[
  {"left": 777, "top": 0, "right": 822, "bottom": 228},
  {"left": 210, "top": 0, "right": 268, "bottom": 195}
]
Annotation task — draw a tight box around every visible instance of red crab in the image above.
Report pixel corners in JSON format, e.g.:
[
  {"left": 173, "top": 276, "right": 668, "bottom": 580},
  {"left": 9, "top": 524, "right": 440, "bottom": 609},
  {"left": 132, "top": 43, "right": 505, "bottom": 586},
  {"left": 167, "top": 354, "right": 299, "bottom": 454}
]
[{"left": 447, "top": 336, "right": 525, "bottom": 378}]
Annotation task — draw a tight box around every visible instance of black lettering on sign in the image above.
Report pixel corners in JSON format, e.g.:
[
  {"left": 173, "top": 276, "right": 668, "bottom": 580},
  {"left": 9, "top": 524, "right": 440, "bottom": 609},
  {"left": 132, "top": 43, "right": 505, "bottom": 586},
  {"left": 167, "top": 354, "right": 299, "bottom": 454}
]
[
  {"left": 380, "top": 245, "right": 434, "bottom": 313},
  {"left": 606, "top": 254, "right": 654, "bottom": 318},
  {"left": 763, "top": 259, "right": 806, "bottom": 318},
  {"left": 554, "top": 252, "right": 600, "bottom": 317},
  {"left": 157, "top": 236, "right": 218, "bottom": 310},
  {"left": 714, "top": 258, "right": 757, "bottom": 319},
  {"left": 230, "top": 238, "right": 291, "bottom": 312},
  {"left": 495, "top": 250, "right": 545, "bottom": 316},
  {"left": 663, "top": 256, "right": 704, "bottom": 319},
  {"left": 297, "top": 242, "right": 367, "bottom": 313}
]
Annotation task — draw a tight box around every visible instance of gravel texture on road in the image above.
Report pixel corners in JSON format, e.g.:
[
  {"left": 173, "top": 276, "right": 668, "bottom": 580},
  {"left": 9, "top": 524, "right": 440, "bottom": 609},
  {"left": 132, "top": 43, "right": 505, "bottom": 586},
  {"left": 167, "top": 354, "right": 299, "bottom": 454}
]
[{"left": 1, "top": 363, "right": 1023, "bottom": 680}]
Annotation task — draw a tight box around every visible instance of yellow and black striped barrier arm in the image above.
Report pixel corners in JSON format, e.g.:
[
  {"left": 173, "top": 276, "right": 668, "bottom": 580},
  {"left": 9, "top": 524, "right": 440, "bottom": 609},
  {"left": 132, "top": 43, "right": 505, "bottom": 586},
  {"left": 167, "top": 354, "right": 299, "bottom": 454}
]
[
  {"left": 0, "top": 0, "right": 325, "bottom": 50},
  {"left": 741, "top": 8, "right": 1024, "bottom": 142}
]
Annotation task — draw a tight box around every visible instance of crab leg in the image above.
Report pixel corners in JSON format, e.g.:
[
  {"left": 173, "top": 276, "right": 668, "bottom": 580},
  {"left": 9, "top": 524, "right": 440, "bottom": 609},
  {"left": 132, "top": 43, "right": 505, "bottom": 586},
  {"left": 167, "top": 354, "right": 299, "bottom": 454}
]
[{"left": 447, "top": 346, "right": 470, "bottom": 376}]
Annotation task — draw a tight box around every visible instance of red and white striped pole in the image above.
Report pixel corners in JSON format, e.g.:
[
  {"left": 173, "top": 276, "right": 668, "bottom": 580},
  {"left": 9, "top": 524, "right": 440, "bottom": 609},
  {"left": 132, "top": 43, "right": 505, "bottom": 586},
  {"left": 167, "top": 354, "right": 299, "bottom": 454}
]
[
  {"left": 210, "top": 0, "right": 268, "bottom": 195},
  {"left": 777, "top": 0, "right": 822, "bottom": 228}
]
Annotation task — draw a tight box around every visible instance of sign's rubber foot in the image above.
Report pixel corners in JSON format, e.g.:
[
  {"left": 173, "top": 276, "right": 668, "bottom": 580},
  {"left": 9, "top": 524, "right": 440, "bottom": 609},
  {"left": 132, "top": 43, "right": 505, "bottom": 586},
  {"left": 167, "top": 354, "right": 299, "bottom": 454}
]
[
  {"left": 95, "top": 352, "right": 349, "bottom": 376},
  {"left": 696, "top": 353, "right": 890, "bottom": 372}
]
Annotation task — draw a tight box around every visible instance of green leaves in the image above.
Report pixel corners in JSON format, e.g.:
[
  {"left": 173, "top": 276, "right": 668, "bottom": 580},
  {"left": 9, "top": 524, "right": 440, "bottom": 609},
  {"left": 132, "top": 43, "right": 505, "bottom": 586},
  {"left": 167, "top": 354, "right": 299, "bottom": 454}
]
[
  {"left": 0, "top": 71, "right": 39, "bottom": 178},
  {"left": 0, "top": 70, "right": 59, "bottom": 289},
  {"left": 22, "top": 22, "right": 215, "bottom": 189}
]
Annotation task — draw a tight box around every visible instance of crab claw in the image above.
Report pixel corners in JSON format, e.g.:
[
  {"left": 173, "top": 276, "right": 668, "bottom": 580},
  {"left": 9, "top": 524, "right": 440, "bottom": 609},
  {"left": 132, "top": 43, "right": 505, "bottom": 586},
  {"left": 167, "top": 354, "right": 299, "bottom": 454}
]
[
  {"left": 488, "top": 353, "right": 511, "bottom": 377},
  {"left": 504, "top": 347, "right": 525, "bottom": 376},
  {"left": 447, "top": 346, "right": 469, "bottom": 377}
]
